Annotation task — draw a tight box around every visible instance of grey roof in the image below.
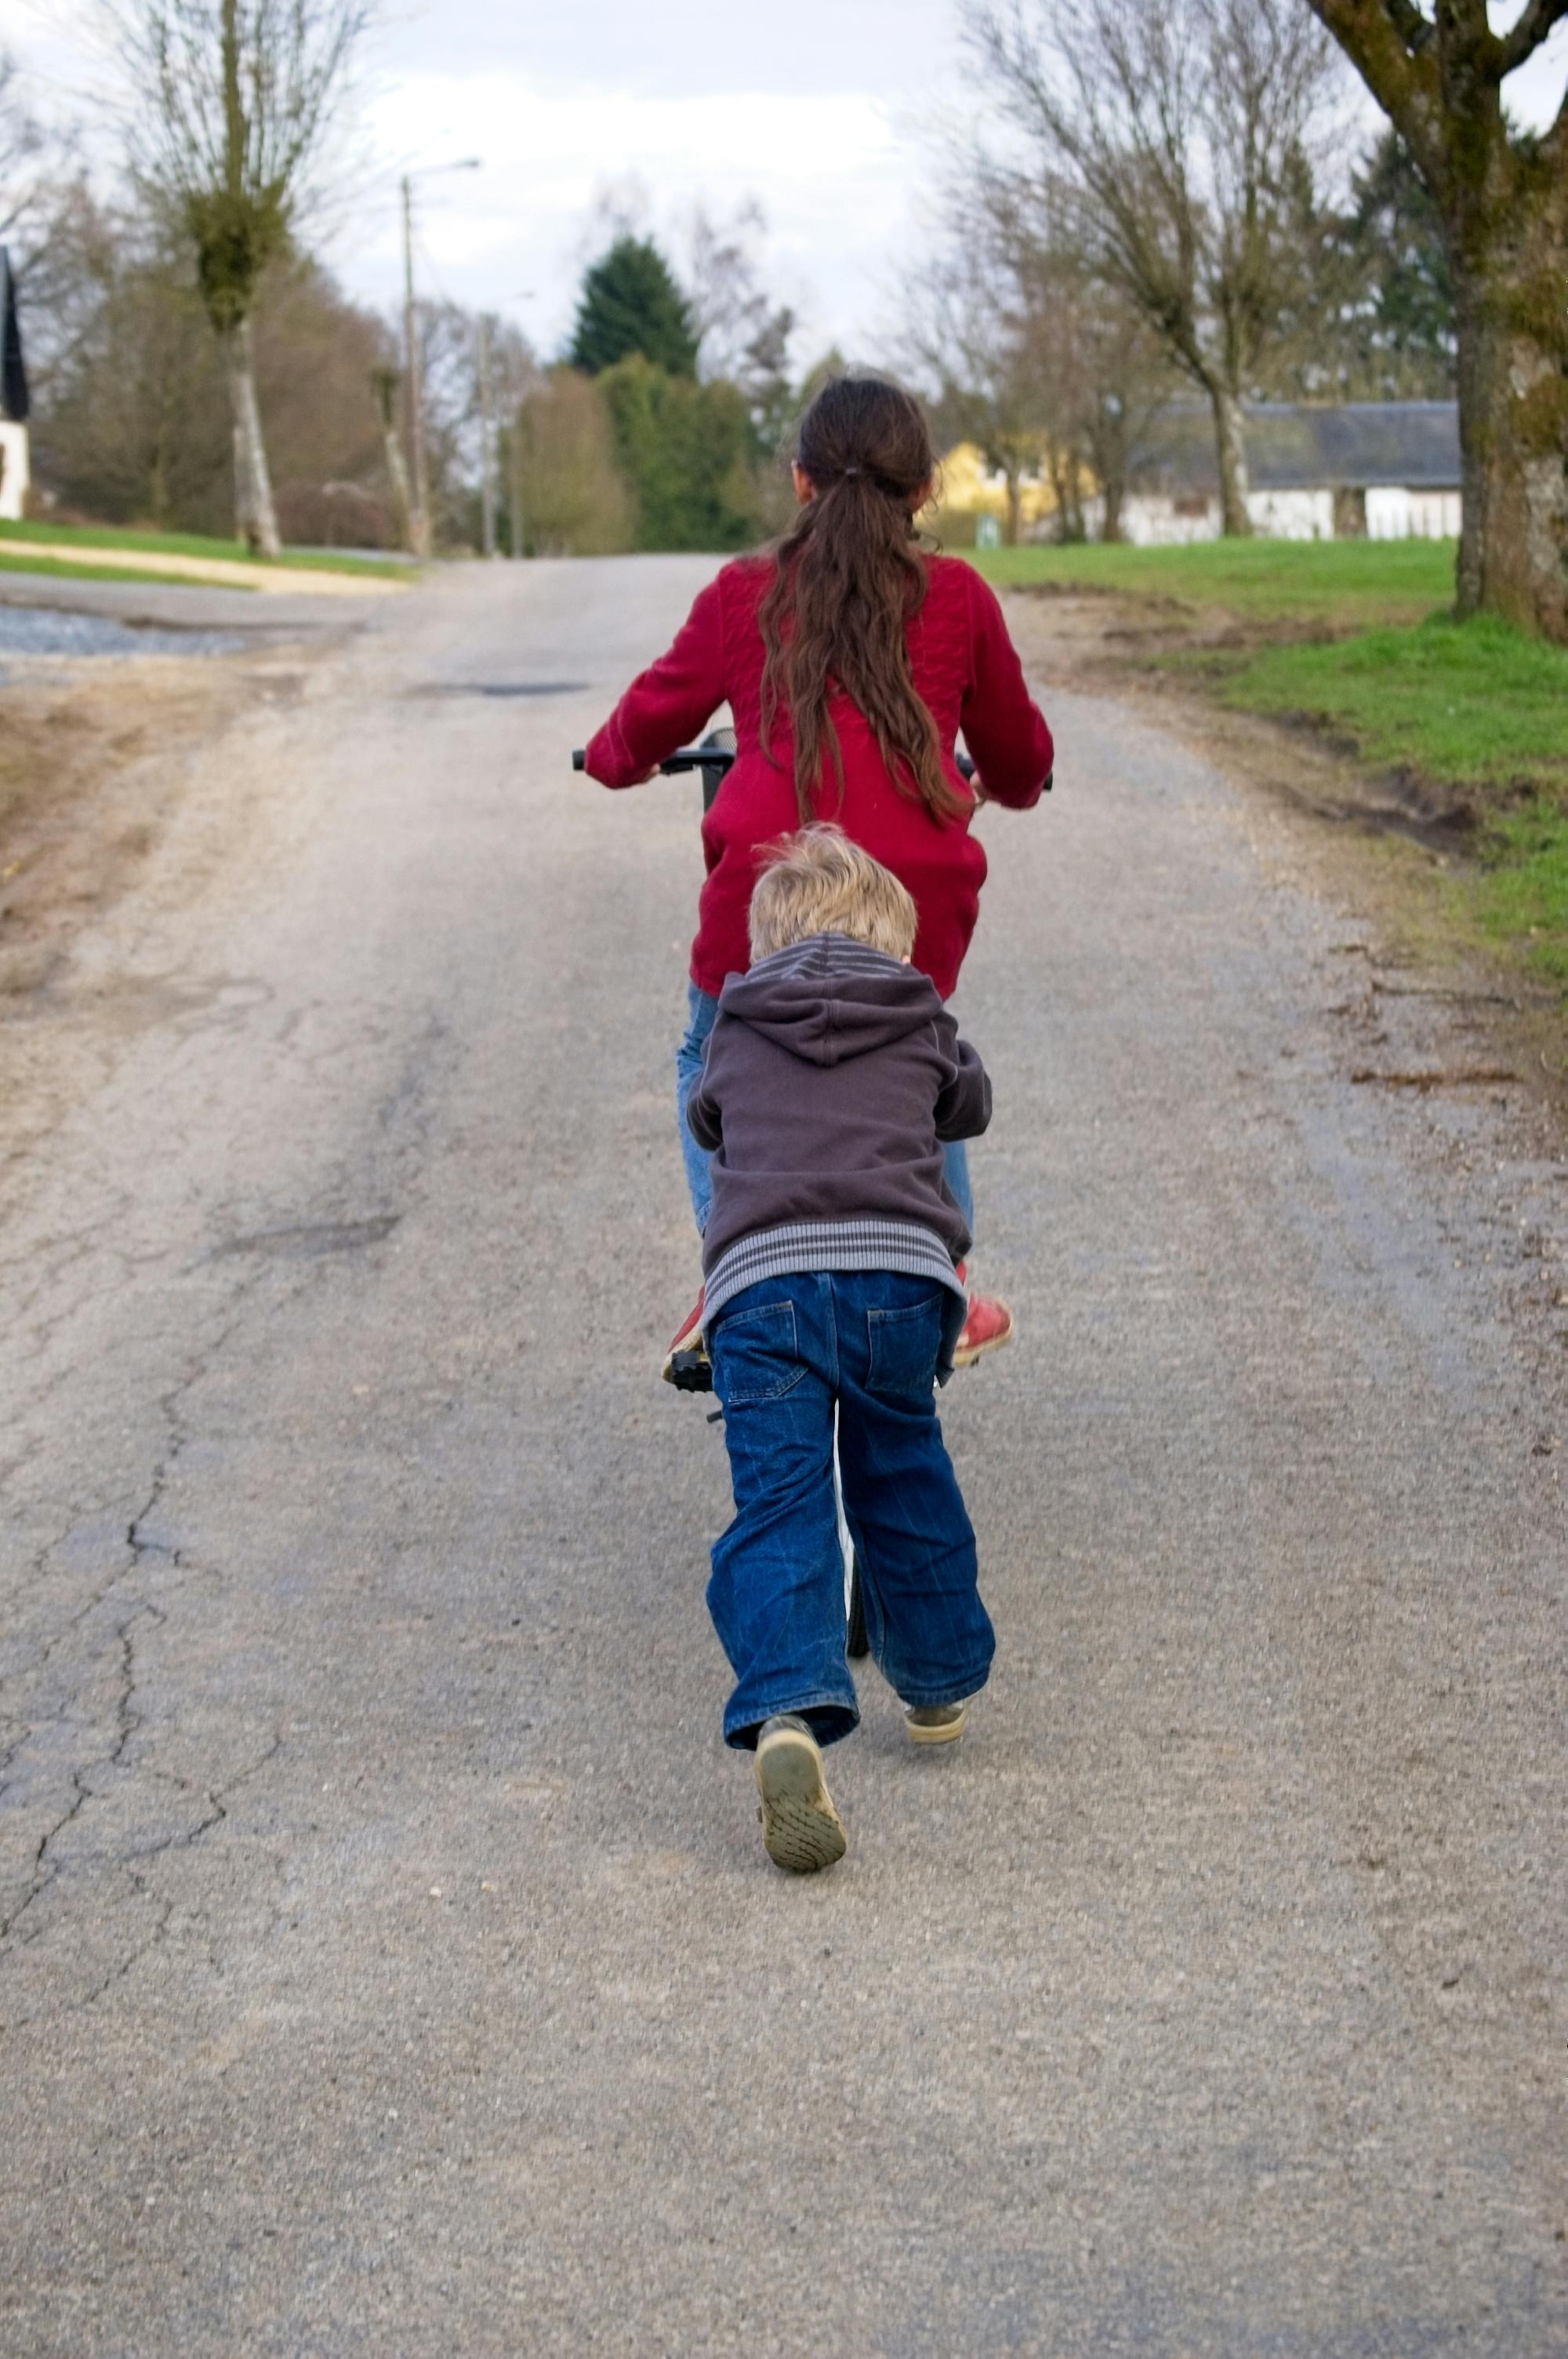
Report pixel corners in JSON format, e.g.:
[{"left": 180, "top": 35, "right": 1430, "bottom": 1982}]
[{"left": 1131, "top": 402, "right": 1460, "bottom": 495}]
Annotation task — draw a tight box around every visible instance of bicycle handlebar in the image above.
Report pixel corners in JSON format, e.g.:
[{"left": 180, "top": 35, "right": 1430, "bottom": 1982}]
[{"left": 569, "top": 747, "right": 1049, "bottom": 789}]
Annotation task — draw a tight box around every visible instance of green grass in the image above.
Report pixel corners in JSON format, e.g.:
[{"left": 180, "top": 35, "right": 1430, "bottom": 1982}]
[
  {"left": 0, "top": 549, "right": 252, "bottom": 591},
  {"left": 1226, "top": 612, "right": 1568, "bottom": 980},
  {"left": 1221, "top": 612, "right": 1568, "bottom": 789},
  {"left": 0, "top": 518, "right": 409, "bottom": 578},
  {"left": 1475, "top": 799, "right": 1568, "bottom": 980},
  {"left": 971, "top": 535, "right": 1455, "bottom": 627}
]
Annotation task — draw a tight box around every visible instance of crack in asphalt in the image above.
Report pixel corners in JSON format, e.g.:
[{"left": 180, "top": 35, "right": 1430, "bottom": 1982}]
[
  {"left": 0, "top": 1730, "right": 285, "bottom": 2029},
  {"left": 0, "top": 1605, "right": 156, "bottom": 1946},
  {"left": 0, "top": 998, "right": 446, "bottom": 2002}
]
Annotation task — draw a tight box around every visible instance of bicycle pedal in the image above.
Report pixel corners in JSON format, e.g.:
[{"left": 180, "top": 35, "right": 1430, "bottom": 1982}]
[{"left": 667, "top": 1348, "right": 713, "bottom": 1394}]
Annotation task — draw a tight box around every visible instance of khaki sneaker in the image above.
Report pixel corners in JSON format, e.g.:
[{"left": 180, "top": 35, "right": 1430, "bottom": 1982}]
[
  {"left": 904, "top": 1700, "right": 969, "bottom": 1746},
  {"left": 754, "top": 1715, "right": 847, "bottom": 1873}
]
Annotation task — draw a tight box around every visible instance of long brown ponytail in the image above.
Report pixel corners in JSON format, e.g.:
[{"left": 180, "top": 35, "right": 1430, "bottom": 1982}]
[{"left": 759, "top": 373, "right": 964, "bottom": 827}]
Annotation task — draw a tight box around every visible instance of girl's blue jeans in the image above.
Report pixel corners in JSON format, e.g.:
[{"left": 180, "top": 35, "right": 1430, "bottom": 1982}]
[
  {"left": 675, "top": 981, "right": 975, "bottom": 1241},
  {"left": 707, "top": 1271, "right": 994, "bottom": 1748}
]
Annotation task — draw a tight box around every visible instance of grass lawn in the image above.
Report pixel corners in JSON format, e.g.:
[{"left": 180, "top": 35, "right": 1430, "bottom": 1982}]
[
  {"left": 1475, "top": 800, "right": 1568, "bottom": 981},
  {"left": 0, "top": 518, "right": 408, "bottom": 578},
  {"left": 1222, "top": 612, "right": 1568, "bottom": 791},
  {"left": 971, "top": 535, "right": 1456, "bottom": 628},
  {"left": 1224, "top": 614, "right": 1568, "bottom": 983}
]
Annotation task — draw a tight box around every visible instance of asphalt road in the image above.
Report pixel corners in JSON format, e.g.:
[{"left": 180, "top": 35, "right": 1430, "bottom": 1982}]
[{"left": 2, "top": 558, "right": 1564, "bottom": 2356}]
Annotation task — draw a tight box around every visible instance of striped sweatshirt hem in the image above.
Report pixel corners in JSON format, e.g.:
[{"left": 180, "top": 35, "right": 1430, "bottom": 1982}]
[{"left": 702, "top": 1218, "right": 967, "bottom": 1336}]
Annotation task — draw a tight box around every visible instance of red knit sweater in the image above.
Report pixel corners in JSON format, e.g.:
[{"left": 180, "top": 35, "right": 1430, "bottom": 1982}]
[{"left": 583, "top": 553, "right": 1053, "bottom": 1000}]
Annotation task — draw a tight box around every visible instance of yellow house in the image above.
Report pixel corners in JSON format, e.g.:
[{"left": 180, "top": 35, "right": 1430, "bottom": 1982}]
[{"left": 927, "top": 441, "right": 1060, "bottom": 538}]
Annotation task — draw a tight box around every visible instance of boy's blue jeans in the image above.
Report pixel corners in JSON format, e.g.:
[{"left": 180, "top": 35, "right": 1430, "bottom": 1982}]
[
  {"left": 676, "top": 981, "right": 974, "bottom": 1239},
  {"left": 707, "top": 1271, "right": 995, "bottom": 1750}
]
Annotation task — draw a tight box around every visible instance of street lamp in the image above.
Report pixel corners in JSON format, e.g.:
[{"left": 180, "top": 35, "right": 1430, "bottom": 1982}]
[{"left": 401, "top": 158, "right": 481, "bottom": 557}]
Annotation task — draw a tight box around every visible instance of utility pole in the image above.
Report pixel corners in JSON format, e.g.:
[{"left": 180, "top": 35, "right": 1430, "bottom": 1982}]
[
  {"left": 507, "top": 289, "right": 538, "bottom": 562},
  {"left": 399, "top": 159, "right": 480, "bottom": 562},
  {"left": 372, "top": 363, "right": 415, "bottom": 551},
  {"left": 401, "top": 174, "right": 431, "bottom": 559},
  {"left": 510, "top": 397, "right": 526, "bottom": 560},
  {"left": 477, "top": 314, "right": 496, "bottom": 560}
]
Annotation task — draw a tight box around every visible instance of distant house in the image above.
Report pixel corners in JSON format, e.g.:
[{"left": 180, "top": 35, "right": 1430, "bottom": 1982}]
[
  {"left": 931, "top": 441, "right": 1062, "bottom": 543},
  {"left": 1115, "top": 401, "right": 1461, "bottom": 545},
  {"left": 0, "top": 247, "right": 29, "bottom": 524}
]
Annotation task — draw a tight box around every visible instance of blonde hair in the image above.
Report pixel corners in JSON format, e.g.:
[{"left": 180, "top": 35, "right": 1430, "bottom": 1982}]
[{"left": 748, "top": 823, "right": 917, "bottom": 962}]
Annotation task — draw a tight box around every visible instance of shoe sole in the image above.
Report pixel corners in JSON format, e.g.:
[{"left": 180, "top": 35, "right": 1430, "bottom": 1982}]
[
  {"left": 905, "top": 1707, "right": 967, "bottom": 1745},
  {"left": 950, "top": 1310, "right": 1015, "bottom": 1370},
  {"left": 754, "top": 1726, "right": 847, "bottom": 1874}
]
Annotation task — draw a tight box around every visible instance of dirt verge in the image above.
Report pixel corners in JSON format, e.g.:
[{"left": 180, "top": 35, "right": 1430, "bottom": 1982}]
[
  {"left": 0, "top": 658, "right": 256, "bottom": 998},
  {"left": 0, "top": 646, "right": 322, "bottom": 1206}
]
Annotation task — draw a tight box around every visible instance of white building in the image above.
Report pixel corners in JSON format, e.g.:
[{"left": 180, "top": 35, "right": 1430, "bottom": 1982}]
[{"left": 1106, "top": 402, "right": 1461, "bottom": 546}]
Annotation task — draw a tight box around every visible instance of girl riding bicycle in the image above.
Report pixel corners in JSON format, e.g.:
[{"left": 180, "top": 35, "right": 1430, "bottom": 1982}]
[{"left": 583, "top": 372, "right": 1054, "bottom": 1378}]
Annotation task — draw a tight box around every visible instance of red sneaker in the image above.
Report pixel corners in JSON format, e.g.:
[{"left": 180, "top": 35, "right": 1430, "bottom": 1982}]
[
  {"left": 662, "top": 1289, "right": 713, "bottom": 1391},
  {"left": 952, "top": 1271, "right": 1014, "bottom": 1368}
]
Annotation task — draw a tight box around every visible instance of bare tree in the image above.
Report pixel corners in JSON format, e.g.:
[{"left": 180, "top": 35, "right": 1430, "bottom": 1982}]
[
  {"left": 1304, "top": 1, "right": 1568, "bottom": 642},
  {"left": 399, "top": 296, "right": 536, "bottom": 552},
  {"left": 968, "top": 170, "right": 1176, "bottom": 540},
  {"left": 0, "top": 54, "right": 96, "bottom": 359},
  {"left": 965, "top": 0, "right": 1344, "bottom": 535},
  {"left": 685, "top": 200, "right": 797, "bottom": 438},
  {"left": 0, "top": 56, "right": 50, "bottom": 255},
  {"left": 101, "top": 0, "right": 375, "bottom": 554},
  {"left": 910, "top": 160, "right": 1174, "bottom": 544}
]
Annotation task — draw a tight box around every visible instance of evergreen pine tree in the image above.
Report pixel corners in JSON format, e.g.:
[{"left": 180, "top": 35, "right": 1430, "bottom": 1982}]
[{"left": 570, "top": 238, "right": 699, "bottom": 378}]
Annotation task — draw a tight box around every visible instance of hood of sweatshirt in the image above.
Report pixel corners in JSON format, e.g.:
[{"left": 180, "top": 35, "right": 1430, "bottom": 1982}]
[{"left": 717, "top": 933, "right": 942, "bottom": 1068}]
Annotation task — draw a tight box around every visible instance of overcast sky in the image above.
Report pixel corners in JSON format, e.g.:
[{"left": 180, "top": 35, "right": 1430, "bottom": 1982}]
[{"left": 7, "top": 0, "right": 1567, "bottom": 372}]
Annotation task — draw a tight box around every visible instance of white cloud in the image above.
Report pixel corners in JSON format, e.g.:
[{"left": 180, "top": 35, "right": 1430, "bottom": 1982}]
[{"left": 347, "top": 72, "right": 915, "bottom": 363}]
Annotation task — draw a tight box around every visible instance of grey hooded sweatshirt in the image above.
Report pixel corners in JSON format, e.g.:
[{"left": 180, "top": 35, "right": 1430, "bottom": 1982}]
[{"left": 687, "top": 932, "right": 992, "bottom": 1339}]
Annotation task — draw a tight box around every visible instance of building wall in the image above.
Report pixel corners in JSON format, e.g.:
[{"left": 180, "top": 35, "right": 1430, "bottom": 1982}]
[
  {"left": 1246, "top": 488, "right": 1335, "bottom": 540},
  {"left": 1116, "top": 482, "right": 1460, "bottom": 546},
  {"left": 0, "top": 423, "right": 27, "bottom": 522},
  {"left": 1098, "top": 496, "right": 1219, "bottom": 545},
  {"left": 1366, "top": 486, "right": 1461, "bottom": 540}
]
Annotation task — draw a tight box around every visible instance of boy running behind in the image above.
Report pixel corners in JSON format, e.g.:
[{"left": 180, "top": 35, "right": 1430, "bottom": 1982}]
[{"left": 689, "top": 825, "right": 996, "bottom": 1874}]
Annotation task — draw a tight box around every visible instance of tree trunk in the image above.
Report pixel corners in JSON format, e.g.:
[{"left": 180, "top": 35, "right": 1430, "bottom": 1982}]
[
  {"left": 1087, "top": 412, "right": 1126, "bottom": 542},
  {"left": 1209, "top": 386, "right": 1253, "bottom": 536},
  {"left": 1004, "top": 469, "right": 1022, "bottom": 547},
  {"left": 224, "top": 317, "right": 281, "bottom": 558},
  {"left": 1450, "top": 219, "right": 1568, "bottom": 641},
  {"left": 1301, "top": 0, "right": 1568, "bottom": 641}
]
